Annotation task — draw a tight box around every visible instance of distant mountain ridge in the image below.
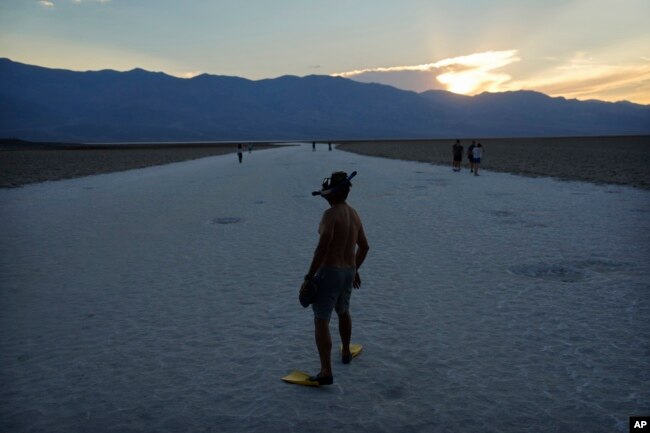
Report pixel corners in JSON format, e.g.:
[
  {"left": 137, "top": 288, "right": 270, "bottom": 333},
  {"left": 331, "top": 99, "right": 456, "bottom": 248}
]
[{"left": 1, "top": 58, "right": 648, "bottom": 142}]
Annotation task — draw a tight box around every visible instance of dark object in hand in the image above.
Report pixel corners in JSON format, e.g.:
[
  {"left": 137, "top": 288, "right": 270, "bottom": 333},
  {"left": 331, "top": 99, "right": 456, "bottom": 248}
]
[{"left": 299, "top": 279, "right": 319, "bottom": 308}]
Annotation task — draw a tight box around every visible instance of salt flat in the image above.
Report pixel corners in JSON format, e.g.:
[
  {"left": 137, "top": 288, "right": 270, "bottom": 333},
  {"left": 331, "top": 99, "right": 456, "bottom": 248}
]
[{"left": 1, "top": 144, "right": 648, "bottom": 433}]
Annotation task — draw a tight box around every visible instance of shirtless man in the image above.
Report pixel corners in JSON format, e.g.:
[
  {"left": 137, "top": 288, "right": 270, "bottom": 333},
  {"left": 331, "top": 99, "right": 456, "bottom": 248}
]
[{"left": 300, "top": 171, "right": 369, "bottom": 385}]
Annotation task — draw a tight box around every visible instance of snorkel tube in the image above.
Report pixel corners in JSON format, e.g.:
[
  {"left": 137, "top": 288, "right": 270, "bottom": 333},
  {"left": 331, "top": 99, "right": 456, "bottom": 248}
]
[{"left": 312, "top": 171, "right": 357, "bottom": 196}]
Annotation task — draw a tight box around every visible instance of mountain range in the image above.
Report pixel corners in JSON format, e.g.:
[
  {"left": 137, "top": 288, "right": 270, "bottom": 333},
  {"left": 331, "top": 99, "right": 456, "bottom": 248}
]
[{"left": 1, "top": 58, "right": 648, "bottom": 143}]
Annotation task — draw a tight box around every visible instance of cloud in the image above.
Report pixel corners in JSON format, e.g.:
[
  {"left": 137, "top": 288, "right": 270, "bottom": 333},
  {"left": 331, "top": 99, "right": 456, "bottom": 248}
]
[
  {"left": 333, "top": 50, "right": 520, "bottom": 94},
  {"left": 341, "top": 69, "right": 446, "bottom": 93},
  {"left": 504, "top": 52, "right": 650, "bottom": 103},
  {"left": 39, "top": 0, "right": 111, "bottom": 6},
  {"left": 333, "top": 50, "right": 649, "bottom": 104}
]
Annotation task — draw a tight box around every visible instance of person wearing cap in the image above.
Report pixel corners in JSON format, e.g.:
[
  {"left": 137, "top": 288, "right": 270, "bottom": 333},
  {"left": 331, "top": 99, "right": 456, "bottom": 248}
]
[{"left": 300, "top": 171, "right": 370, "bottom": 385}]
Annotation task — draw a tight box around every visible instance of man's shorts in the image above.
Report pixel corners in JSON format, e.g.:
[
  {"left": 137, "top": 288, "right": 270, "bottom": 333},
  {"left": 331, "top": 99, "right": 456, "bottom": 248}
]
[
  {"left": 453, "top": 155, "right": 462, "bottom": 162},
  {"left": 311, "top": 267, "right": 356, "bottom": 321},
  {"left": 468, "top": 156, "right": 474, "bottom": 163},
  {"left": 474, "top": 158, "right": 481, "bottom": 164}
]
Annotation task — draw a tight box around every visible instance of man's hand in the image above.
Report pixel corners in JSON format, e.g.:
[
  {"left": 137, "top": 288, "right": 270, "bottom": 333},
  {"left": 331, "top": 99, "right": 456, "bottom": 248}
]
[{"left": 353, "top": 271, "right": 361, "bottom": 289}]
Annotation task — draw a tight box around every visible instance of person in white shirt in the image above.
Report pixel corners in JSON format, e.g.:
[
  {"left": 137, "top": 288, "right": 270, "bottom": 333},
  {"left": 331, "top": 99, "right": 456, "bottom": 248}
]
[{"left": 472, "top": 143, "right": 483, "bottom": 176}]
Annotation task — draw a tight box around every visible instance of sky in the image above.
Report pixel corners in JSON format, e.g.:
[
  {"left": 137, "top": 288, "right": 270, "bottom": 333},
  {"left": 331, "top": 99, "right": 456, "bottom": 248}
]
[{"left": 1, "top": 0, "right": 649, "bottom": 104}]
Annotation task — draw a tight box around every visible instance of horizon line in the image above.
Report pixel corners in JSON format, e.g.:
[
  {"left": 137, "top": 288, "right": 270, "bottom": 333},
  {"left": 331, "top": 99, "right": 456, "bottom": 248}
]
[{"left": 1, "top": 57, "right": 647, "bottom": 107}]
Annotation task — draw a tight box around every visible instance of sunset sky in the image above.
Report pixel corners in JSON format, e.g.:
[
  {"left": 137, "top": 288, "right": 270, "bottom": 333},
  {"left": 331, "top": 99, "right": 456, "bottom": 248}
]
[{"left": 1, "top": 0, "right": 648, "bottom": 104}]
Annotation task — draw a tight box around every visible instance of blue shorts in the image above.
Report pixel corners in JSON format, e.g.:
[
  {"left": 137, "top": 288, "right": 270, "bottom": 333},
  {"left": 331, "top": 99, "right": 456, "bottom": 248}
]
[
  {"left": 474, "top": 158, "right": 481, "bottom": 164},
  {"left": 311, "top": 267, "right": 355, "bottom": 321}
]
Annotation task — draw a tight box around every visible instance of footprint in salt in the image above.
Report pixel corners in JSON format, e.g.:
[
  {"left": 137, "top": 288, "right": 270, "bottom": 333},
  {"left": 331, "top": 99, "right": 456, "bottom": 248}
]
[
  {"left": 508, "top": 263, "right": 587, "bottom": 283},
  {"left": 425, "top": 178, "right": 448, "bottom": 187},
  {"left": 485, "top": 210, "right": 521, "bottom": 226},
  {"left": 489, "top": 210, "right": 517, "bottom": 218},
  {"left": 211, "top": 217, "right": 243, "bottom": 225},
  {"left": 569, "top": 259, "right": 632, "bottom": 274}
]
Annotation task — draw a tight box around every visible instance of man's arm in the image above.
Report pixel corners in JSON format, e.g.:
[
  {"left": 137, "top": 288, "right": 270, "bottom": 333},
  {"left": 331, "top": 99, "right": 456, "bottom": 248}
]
[
  {"left": 353, "top": 223, "right": 370, "bottom": 288},
  {"left": 355, "top": 223, "right": 369, "bottom": 271},
  {"left": 306, "top": 212, "right": 334, "bottom": 278}
]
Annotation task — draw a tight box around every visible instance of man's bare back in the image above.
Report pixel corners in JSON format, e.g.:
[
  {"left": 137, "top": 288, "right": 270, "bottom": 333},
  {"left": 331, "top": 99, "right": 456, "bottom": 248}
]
[{"left": 319, "top": 203, "right": 364, "bottom": 268}]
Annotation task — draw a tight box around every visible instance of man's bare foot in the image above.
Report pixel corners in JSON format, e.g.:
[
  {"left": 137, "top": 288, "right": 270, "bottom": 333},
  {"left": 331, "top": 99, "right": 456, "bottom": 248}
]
[{"left": 308, "top": 372, "right": 334, "bottom": 385}]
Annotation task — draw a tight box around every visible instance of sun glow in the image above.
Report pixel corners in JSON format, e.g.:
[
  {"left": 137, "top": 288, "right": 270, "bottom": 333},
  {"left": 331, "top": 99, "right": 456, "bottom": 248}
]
[
  {"left": 175, "top": 71, "right": 202, "bottom": 79},
  {"left": 437, "top": 73, "right": 475, "bottom": 94},
  {"left": 433, "top": 50, "right": 520, "bottom": 94}
]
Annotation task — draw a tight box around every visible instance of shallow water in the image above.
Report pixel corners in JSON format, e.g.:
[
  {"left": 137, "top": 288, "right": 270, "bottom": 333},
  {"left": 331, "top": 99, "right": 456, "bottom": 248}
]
[{"left": 1, "top": 144, "right": 648, "bottom": 433}]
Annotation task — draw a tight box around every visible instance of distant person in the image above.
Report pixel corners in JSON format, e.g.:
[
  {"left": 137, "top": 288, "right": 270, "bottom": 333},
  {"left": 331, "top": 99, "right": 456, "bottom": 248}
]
[
  {"left": 452, "top": 140, "right": 463, "bottom": 171},
  {"left": 300, "top": 171, "right": 369, "bottom": 385},
  {"left": 237, "top": 144, "right": 243, "bottom": 163},
  {"left": 248, "top": 143, "right": 252, "bottom": 154},
  {"left": 472, "top": 143, "right": 483, "bottom": 176},
  {"left": 312, "top": 141, "right": 316, "bottom": 151},
  {"left": 467, "top": 141, "right": 476, "bottom": 173},
  {"left": 328, "top": 142, "right": 332, "bottom": 151}
]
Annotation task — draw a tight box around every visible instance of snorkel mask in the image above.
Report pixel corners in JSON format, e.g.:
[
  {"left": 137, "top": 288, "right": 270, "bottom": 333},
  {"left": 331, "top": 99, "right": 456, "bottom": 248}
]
[{"left": 312, "top": 171, "right": 357, "bottom": 196}]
